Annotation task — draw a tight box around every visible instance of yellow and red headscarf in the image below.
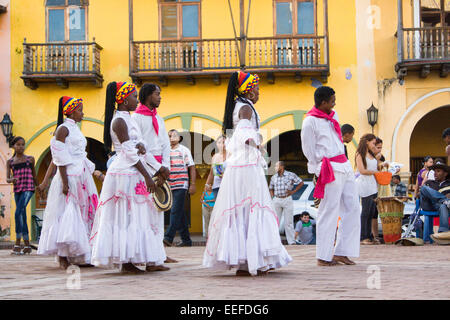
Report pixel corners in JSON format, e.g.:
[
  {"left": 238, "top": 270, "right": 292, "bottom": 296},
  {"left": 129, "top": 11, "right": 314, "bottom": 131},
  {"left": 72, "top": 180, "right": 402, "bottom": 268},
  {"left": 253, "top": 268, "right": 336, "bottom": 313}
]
[
  {"left": 237, "top": 71, "right": 259, "bottom": 96},
  {"left": 116, "top": 81, "right": 137, "bottom": 104},
  {"left": 62, "top": 96, "right": 83, "bottom": 115}
]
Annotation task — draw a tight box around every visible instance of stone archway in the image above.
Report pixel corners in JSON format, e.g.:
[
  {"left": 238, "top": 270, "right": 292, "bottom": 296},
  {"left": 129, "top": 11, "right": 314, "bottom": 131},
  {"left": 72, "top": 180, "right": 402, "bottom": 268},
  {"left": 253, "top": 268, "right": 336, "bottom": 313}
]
[
  {"left": 409, "top": 105, "right": 450, "bottom": 184},
  {"left": 391, "top": 88, "right": 450, "bottom": 172}
]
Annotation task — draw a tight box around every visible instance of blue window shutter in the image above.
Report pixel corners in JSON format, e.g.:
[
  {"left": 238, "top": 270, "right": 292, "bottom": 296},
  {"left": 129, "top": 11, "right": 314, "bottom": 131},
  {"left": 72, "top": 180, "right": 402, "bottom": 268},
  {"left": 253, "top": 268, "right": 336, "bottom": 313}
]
[
  {"left": 297, "top": 1, "right": 314, "bottom": 34},
  {"left": 48, "top": 9, "right": 65, "bottom": 42}
]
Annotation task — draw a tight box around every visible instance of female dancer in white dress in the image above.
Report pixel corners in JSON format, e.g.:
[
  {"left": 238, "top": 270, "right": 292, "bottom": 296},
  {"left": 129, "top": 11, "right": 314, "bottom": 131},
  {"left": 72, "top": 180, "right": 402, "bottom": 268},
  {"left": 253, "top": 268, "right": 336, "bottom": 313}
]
[
  {"left": 38, "top": 96, "right": 98, "bottom": 269},
  {"left": 203, "top": 71, "right": 292, "bottom": 276},
  {"left": 90, "top": 82, "right": 166, "bottom": 273}
]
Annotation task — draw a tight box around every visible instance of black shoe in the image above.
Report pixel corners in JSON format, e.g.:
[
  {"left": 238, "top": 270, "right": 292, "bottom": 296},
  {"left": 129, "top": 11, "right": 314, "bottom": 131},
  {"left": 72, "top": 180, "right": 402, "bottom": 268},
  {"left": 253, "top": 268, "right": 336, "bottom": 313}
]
[
  {"left": 163, "top": 239, "right": 173, "bottom": 247},
  {"left": 176, "top": 241, "right": 192, "bottom": 247}
]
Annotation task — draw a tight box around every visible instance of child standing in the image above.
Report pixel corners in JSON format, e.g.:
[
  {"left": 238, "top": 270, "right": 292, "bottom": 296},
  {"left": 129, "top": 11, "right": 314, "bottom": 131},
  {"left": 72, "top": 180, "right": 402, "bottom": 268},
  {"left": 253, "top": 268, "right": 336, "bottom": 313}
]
[
  {"left": 6, "top": 137, "right": 38, "bottom": 255},
  {"left": 200, "top": 189, "right": 215, "bottom": 238}
]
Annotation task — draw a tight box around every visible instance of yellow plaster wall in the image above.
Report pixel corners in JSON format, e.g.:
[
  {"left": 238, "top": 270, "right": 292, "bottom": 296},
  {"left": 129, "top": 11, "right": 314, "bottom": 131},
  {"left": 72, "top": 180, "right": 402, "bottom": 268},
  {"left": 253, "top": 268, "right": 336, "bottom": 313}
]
[{"left": 10, "top": 0, "right": 363, "bottom": 238}]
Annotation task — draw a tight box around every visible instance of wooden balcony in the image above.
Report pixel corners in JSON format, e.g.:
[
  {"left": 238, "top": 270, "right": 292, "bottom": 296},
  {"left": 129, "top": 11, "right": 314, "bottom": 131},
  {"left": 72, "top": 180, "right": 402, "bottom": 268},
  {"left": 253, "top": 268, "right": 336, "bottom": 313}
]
[
  {"left": 21, "top": 40, "right": 104, "bottom": 89},
  {"left": 396, "top": 27, "right": 450, "bottom": 79},
  {"left": 130, "top": 35, "right": 329, "bottom": 85}
]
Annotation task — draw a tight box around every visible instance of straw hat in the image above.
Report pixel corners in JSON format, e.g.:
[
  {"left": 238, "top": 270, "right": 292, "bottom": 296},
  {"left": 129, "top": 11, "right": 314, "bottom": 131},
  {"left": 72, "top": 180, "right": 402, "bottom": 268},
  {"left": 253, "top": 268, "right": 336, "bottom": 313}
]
[
  {"left": 430, "top": 232, "right": 450, "bottom": 245},
  {"left": 152, "top": 177, "right": 173, "bottom": 212},
  {"left": 430, "top": 159, "right": 450, "bottom": 174},
  {"left": 395, "top": 237, "right": 424, "bottom": 246}
]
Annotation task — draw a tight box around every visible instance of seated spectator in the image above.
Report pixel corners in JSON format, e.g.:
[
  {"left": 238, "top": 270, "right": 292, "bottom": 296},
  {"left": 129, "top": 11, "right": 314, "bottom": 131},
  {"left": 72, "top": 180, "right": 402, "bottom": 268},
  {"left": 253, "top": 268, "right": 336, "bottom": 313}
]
[
  {"left": 420, "top": 159, "right": 450, "bottom": 234},
  {"left": 392, "top": 175, "right": 407, "bottom": 197},
  {"left": 294, "top": 212, "right": 316, "bottom": 245}
]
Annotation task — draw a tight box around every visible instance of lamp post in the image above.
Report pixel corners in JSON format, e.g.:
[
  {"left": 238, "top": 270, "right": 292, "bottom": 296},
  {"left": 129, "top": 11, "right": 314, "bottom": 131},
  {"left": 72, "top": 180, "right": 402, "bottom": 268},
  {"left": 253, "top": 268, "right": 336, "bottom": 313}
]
[
  {"left": 0, "top": 113, "right": 14, "bottom": 144},
  {"left": 366, "top": 103, "right": 378, "bottom": 134}
]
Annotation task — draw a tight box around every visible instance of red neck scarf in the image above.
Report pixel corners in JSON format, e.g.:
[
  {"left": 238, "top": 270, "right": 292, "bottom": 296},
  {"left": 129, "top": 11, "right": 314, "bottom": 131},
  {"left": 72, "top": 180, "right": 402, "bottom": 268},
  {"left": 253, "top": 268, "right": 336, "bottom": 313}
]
[
  {"left": 135, "top": 103, "right": 159, "bottom": 136},
  {"left": 306, "top": 106, "right": 343, "bottom": 142}
]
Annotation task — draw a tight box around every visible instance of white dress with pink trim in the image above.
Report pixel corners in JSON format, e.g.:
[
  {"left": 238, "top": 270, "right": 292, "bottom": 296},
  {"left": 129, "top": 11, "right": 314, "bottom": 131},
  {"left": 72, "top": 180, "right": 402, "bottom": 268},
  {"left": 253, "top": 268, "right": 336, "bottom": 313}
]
[
  {"left": 89, "top": 111, "right": 166, "bottom": 268},
  {"left": 203, "top": 101, "right": 292, "bottom": 275},
  {"left": 37, "top": 118, "right": 98, "bottom": 265}
]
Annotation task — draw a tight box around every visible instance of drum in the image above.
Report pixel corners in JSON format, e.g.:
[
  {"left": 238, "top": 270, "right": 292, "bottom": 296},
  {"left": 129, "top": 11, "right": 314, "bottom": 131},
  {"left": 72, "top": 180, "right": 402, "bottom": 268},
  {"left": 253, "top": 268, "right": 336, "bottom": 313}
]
[{"left": 376, "top": 197, "right": 406, "bottom": 244}]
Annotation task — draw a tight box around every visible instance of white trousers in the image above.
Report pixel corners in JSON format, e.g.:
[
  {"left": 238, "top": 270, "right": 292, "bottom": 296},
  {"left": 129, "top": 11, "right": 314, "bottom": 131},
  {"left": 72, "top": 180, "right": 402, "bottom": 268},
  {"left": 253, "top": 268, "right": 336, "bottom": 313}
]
[
  {"left": 273, "top": 196, "right": 295, "bottom": 245},
  {"left": 316, "top": 170, "right": 360, "bottom": 262}
]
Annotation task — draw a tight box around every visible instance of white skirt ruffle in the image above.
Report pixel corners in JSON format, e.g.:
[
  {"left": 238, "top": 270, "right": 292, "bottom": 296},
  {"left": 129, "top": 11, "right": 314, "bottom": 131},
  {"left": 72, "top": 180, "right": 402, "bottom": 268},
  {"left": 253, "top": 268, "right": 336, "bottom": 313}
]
[
  {"left": 37, "top": 165, "right": 98, "bottom": 265},
  {"left": 89, "top": 169, "right": 166, "bottom": 268},
  {"left": 203, "top": 163, "right": 292, "bottom": 275}
]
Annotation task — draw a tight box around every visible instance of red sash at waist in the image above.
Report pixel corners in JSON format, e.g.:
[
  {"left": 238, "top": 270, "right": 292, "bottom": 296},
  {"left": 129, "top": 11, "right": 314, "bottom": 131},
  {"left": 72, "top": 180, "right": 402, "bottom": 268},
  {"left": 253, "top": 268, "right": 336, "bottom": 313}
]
[
  {"left": 314, "top": 154, "right": 348, "bottom": 199},
  {"left": 154, "top": 155, "right": 163, "bottom": 164}
]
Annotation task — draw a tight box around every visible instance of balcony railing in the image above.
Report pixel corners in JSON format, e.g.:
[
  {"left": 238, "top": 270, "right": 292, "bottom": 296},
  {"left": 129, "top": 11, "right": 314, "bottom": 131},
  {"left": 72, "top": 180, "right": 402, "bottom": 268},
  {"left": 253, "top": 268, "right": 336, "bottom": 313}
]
[
  {"left": 21, "top": 40, "right": 104, "bottom": 89},
  {"left": 130, "top": 35, "right": 329, "bottom": 84},
  {"left": 396, "top": 27, "right": 449, "bottom": 79},
  {"left": 401, "top": 27, "right": 449, "bottom": 62}
]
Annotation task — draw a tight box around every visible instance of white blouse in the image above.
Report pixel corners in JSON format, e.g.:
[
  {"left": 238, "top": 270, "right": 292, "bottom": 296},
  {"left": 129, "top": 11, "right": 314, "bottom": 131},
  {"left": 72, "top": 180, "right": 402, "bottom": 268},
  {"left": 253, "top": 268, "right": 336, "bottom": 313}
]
[
  {"left": 50, "top": 118, "right": 93, "bottom": 176},
  {"left": 233, "top": 99, "right": 260, "bottom": 131},
  {"left": 356, "top": 156, "right": 378, "bottom": 198}
]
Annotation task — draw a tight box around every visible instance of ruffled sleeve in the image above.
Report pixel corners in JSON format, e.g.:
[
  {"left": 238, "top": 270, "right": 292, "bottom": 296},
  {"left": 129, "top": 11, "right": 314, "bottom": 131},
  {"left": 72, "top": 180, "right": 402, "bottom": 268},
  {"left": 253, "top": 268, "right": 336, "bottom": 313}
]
[
  {"left": 50, "top": 138, "right": 73, "bottom": 167},
  {"left": 225, "top": 119, "right": 262, "bottom": 166},
  {"left": 120, "top": 140, "right": 141, "bottom": 167},
  {"left": 226, "top": 119, "right": 259, "bottom": 154}
]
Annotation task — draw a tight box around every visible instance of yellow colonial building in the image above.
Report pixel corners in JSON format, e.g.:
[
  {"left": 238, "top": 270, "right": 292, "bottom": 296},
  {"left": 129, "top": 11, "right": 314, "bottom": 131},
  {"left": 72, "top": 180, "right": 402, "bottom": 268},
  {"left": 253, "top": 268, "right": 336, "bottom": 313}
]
[{"left": 4, "top": 0, "right": 449, "bottom": 240}]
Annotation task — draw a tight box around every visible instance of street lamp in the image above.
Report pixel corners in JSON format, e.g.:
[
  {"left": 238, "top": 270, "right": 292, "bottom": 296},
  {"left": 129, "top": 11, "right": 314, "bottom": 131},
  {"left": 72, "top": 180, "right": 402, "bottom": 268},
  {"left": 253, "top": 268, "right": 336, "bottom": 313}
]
[
  {"left": 0, "top": 113, "right": 14, "bottom": 144},
  {"left": 367, "top": 103, "right": 378, "bottom": 134}
]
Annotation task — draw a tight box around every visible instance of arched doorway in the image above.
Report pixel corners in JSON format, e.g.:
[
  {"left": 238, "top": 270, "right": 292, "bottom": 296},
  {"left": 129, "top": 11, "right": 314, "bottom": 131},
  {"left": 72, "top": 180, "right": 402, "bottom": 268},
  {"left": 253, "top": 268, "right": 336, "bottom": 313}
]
[
  {"left": 33, "top": 138, "right": 108, "bottom": 240},
  {"left": 164, "top": 131, "right": 216, "bottom": 236},
  {"left": 409, "top": 105, "right": 450, "bottom": 184},
  {"left": 265, "top": 130, "right": 310, "bottom": 179}
]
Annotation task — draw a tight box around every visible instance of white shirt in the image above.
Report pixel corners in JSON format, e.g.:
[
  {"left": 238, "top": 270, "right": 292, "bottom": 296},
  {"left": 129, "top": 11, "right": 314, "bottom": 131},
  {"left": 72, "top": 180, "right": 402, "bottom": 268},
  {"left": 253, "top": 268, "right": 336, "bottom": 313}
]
[
  {"left": 301, "top": 111, "right": 353, "bottom": 177},
  {"left": 132, "top": 112, "right": 171, "bottom": 170}
]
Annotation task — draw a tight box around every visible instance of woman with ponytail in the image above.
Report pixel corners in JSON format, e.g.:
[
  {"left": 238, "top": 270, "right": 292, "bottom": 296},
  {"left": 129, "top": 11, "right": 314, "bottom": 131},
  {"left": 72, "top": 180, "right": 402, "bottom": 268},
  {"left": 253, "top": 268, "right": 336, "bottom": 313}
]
[
  {"left": 203, "top": 71, "right": 292, "bottom": 276},
  {"left": 90, "top": 82, "right": 167, "bottom": 274},
  {"left": 355, "top": 133, "right": 379, "bottom": 245},
  {"left": 37, "top": 97, "right": 98, "bottom": 269}
]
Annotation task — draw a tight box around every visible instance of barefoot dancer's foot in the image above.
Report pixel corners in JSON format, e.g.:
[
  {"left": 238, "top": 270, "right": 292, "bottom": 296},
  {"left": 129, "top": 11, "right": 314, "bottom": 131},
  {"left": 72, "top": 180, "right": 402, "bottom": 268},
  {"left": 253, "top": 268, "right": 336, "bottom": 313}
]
[
  {"left": 235, "top": 270, "right": 252, "bottom": 277},
  {"left": 121, "top": 263, "right": 145, "bottom": 274},
  {"left": 333, "top": 255, "right": 356, "bottom": 265},
  {"left": 164, "top": 256, "right": 178, "bottom": 263},
  {"left": 317, "top": 259, "right": 338, "bottom": 267},
  {"left": 58, "top": 257, "right": 70, "bottom": 270},
  {"left": 146, "top": 265, "right": 170, "bottom": 272}
]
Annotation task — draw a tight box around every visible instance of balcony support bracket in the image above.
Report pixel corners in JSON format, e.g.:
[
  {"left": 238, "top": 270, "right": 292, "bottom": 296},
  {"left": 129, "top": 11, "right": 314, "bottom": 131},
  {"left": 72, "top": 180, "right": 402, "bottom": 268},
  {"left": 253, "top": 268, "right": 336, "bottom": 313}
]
[
  {"left": 267, "top": 72, "right": 275, "bottom": 84},
  {"left": 213, "top": 74, "right": 221, "bottom": 86},
  {"left": 55, "top": 78, "right": 69, "bottom": 89},
  {"left": 440, "top": 64, "right": 449, "bottom": 78},
  {"left": 294, "top": 72, "right": 302, "bottom": 83},
  {"left": 419, "top": 65, "right": 430, "bottom": 79}
]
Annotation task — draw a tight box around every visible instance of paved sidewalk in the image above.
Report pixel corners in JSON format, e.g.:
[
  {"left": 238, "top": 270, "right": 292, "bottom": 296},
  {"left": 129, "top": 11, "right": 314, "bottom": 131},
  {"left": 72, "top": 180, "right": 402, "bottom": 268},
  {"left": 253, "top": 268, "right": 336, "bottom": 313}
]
[{"left": 0, "top": 245, "right": 449, "bottom": 300}]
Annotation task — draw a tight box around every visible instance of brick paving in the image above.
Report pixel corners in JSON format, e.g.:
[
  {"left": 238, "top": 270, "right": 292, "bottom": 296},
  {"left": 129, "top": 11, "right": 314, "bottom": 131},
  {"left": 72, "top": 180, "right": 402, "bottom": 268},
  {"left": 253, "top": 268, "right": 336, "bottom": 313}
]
[{"left": 0, "top": 244, "right": 449, "bottom": 300}]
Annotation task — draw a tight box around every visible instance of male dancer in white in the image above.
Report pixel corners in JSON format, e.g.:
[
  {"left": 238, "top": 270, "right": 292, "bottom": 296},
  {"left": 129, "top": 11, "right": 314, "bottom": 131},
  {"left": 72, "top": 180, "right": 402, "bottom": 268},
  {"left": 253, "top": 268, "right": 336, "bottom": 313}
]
[
  {"left": 132, "top": 83, "right": 177, "bottom": 267},
  {"left": 301, "top": 86, "right": 360, "bottom": 266}
]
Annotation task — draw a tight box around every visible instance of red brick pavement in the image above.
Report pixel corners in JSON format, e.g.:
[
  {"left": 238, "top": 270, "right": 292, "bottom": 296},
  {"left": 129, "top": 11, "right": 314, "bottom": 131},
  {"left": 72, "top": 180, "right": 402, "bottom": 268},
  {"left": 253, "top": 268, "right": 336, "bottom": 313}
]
[{"left": 0, "top": 244, "right": 449, "bottom": 300}]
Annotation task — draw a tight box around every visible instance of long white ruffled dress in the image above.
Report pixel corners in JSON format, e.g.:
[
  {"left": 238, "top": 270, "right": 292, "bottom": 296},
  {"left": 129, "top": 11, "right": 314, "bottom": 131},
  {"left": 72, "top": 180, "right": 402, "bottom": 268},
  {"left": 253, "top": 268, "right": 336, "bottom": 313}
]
[
  {"left": 37, "top": 118, "right": 98, "bottom": 264},
  {"left": 203, "top": 100, "right": 292, "bottom": 275},
  {"left": 89, "top": 111, "right": 166, "bottom": 268}
]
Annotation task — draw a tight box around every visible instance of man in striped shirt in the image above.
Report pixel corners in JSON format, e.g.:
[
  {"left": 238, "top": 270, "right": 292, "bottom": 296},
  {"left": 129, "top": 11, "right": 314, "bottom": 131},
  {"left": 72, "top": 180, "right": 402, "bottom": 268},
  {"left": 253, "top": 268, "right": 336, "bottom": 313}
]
[{"left": 163, "top": 130, "right": 196, "bottom": 247}]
